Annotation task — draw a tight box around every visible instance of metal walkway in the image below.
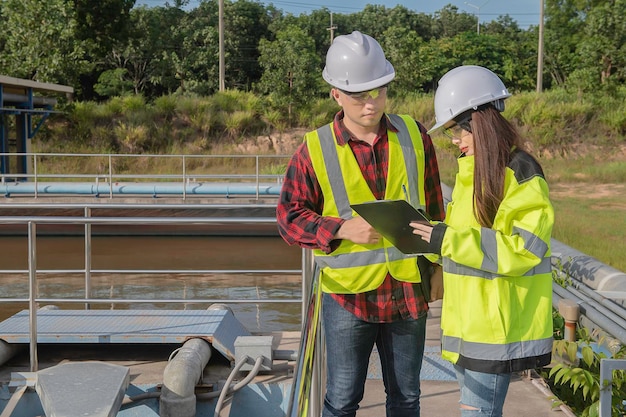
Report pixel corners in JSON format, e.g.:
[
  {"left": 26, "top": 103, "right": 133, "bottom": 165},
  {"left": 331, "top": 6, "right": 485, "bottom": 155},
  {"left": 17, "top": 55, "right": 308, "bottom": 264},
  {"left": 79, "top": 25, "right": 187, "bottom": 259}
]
[{"left": 0, "top": 309, "right": 250, "bottom": 360}]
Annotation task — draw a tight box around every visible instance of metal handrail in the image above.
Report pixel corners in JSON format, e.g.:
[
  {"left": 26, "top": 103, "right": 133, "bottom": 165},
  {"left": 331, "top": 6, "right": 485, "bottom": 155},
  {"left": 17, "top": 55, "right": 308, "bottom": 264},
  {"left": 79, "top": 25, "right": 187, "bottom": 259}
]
[
  {"left": 0, "top": 152, "right": 290, "bottom": 199},
  {"left": 0, "top": 214, "right": 301, "bottom": 355}
]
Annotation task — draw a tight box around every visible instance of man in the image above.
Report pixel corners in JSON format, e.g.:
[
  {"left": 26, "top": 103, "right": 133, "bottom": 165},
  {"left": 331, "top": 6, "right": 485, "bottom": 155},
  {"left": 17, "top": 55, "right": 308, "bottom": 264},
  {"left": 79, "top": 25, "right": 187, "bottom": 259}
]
[{"left": 276, "top": 31, "right": 444, "bottom": 417}]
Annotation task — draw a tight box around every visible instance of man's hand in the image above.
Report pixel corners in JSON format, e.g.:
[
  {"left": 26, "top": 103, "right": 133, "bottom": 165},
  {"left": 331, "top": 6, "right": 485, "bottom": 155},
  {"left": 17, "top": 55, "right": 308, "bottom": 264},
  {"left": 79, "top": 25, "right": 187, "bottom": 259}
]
[{"left": 335, "top": 216, "right": 381, "bottom": 244}]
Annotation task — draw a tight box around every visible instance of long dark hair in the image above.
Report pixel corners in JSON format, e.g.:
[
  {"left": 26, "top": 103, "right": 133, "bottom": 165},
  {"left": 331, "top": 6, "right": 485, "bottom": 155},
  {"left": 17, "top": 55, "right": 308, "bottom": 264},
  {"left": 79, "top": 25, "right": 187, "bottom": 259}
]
[{"left": 469, "top": 105, "right": 527, "bottom": 228}]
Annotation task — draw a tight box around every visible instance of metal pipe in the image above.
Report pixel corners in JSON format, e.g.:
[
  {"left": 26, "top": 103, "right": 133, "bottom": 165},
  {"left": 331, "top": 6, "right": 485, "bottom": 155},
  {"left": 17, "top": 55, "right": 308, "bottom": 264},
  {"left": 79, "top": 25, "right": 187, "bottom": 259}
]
[
  {"left": 552, "top": 239, "right": 626, "bottom": 308},
  {"left": 552, "top": 291, "right": 622, "bottom": 353},
  {"left": 159, "top": 338, "right": 212, "bottom": 417},
  {"left": 563, "top": 284, "right": 626, "bottom": 331},
  {"left": 84, "top": 207, "right": 92, "bottom": 310},
  {"left": 2, "top": 181, "right": 283, "bottom": 197},
  {"left": 599, "top": 359, "right": 626, "bottom": 417},
  {"left": 1, "top": 92, "right": 57, "bottom": 106},
  {"left": 569, "top": 279, "right": 626, "bottom": 322},
  {"left": 553, "top": 284, "right": 626, "bottom": 345}
]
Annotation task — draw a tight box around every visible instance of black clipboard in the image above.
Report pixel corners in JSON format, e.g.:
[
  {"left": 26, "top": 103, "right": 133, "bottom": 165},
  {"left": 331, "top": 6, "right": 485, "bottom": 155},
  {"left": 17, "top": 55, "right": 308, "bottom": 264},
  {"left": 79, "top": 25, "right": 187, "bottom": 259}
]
[{"left": 350, "top": 199, "right": 432, "bottom": 255}]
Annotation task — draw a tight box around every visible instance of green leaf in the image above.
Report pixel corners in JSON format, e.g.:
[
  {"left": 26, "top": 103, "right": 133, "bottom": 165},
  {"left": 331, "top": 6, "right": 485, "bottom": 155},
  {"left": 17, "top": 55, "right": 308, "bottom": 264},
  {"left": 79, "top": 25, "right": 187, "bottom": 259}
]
[
  {"left": 582, "top": 346, "right": 594, "bottom": 367},
  {"left": 567, "top": 341, "right": 578, "bottom": 362}
]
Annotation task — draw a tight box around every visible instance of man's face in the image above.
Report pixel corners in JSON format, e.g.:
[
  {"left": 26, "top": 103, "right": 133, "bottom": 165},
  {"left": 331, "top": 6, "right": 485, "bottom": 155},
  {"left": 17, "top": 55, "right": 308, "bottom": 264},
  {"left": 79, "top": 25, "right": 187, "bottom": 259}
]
[{"left": 332, "top": 86, "right": 387, "bottom": 130}]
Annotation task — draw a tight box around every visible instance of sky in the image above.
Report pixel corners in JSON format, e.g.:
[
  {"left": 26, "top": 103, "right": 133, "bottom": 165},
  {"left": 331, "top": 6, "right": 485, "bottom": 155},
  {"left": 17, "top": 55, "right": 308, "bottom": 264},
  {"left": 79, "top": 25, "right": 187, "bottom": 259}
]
[{"left": 135, "top": 0, "right": 542, "bottom": 29}]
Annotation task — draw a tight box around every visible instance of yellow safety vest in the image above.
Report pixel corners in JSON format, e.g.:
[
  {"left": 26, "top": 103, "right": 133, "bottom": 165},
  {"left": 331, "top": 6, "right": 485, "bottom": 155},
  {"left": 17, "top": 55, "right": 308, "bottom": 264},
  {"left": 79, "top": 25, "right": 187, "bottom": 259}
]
[
  {"left": 306, "top": 114, "right": 427, "bottom": 294},
  {"left": 440, "top": 151, "right": 554, "bottom": 373}
]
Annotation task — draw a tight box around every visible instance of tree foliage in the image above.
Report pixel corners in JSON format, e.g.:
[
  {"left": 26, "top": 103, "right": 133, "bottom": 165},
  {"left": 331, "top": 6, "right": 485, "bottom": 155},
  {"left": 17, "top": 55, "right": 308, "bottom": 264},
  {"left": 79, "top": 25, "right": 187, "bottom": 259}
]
[
  {"left": 0, "top": 0, "right": 88, "bottom": 85},
  {"left": 0, "top": 0, "right": 622, "bottom": 106},
  {"left": 257, "top": 25, "right": 321, "bottom": 115}
]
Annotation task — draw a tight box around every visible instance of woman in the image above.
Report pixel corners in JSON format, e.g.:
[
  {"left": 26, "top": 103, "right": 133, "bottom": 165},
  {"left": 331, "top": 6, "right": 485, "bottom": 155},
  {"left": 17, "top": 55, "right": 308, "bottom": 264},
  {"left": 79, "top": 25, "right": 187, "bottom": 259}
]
[{"left": 411, "top": 65, "right": 554, "bottom": 417}]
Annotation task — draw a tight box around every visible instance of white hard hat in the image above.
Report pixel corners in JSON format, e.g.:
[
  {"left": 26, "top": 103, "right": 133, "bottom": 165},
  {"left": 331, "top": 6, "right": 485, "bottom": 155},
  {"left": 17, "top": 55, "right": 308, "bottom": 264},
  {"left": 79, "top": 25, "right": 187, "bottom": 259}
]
[
  {"left": 322, "top": 31, "right": 395, "bottom": 92},
  {"left": 428, "top": 65, "right": 511, "bottom": 133}
]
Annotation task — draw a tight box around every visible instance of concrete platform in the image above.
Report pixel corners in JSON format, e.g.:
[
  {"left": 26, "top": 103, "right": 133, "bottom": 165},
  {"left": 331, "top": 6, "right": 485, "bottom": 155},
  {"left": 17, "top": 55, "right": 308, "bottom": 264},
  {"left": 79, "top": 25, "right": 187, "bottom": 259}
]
[{"left": 358, "top": 300, "right": 574, "bottom": 417}]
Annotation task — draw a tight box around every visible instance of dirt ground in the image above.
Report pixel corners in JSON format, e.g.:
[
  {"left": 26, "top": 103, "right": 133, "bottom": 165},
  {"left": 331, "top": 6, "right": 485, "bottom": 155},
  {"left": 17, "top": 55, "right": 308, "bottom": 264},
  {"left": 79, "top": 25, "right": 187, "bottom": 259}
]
[{"left": 550, "top": 182, "right": 626, "bottom": 203}]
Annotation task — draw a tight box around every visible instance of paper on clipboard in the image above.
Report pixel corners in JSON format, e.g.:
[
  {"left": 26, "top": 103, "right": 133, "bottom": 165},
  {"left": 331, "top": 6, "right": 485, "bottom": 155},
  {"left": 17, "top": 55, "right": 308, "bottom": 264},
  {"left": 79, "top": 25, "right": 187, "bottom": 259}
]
[{"left": 350, "top": 199, "right": 432, "bottom": 255}]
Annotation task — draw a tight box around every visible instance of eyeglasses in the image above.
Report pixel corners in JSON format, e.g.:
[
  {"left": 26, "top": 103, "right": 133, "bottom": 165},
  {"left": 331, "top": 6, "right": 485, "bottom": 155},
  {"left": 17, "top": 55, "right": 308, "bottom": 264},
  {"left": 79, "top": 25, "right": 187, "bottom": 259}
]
[
  {"left": 340, "top": 86, "right": 387, "bottom": 103},
  {"left": 442, "top": 122, "right": 471, "bottom": 139},
  {"left": 443, "top": 124, "right": 463, "bottom": 139}
]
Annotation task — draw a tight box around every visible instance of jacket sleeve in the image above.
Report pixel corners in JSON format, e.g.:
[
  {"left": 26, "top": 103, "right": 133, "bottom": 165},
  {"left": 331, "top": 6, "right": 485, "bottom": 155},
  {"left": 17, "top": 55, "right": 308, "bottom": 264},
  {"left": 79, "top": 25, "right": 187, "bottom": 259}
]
[{"left": 439, "top": 176, "right": 554, "bottom": 277}]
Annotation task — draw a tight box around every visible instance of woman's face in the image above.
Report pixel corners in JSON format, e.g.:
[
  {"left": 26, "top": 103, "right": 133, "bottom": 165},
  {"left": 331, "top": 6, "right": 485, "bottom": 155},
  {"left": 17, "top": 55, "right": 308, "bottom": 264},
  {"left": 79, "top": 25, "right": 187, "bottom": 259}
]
[{"left": 444, "top": 124, "right": 474, "bottom": 156}]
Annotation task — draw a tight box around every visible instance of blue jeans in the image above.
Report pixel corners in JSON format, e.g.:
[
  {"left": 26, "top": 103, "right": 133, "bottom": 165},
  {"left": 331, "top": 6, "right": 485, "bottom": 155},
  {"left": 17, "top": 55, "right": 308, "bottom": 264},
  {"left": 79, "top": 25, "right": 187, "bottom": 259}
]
[
  {"left": 321, "top": 293, "right": 426, "bottom": 417},
  {"left": 454, "top": 365, "right": 511, "bottom": 417}
]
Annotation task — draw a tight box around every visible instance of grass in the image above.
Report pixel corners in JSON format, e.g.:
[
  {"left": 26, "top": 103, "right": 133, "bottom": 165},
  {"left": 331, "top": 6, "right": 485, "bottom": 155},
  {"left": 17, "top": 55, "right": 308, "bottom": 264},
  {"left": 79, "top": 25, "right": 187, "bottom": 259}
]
[
  {"left": 550, "top": 192, "right": 625, "bottom": 272},
  {"left": 433, "top": 142, "right": 626, "bottom": 273}
]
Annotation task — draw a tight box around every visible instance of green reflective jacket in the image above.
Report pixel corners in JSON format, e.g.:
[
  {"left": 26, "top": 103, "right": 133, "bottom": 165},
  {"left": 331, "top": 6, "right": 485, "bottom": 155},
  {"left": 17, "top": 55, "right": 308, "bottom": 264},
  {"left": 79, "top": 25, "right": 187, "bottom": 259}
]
[{"left": 431, "top": 149, "right": 554, "bottom": 373}]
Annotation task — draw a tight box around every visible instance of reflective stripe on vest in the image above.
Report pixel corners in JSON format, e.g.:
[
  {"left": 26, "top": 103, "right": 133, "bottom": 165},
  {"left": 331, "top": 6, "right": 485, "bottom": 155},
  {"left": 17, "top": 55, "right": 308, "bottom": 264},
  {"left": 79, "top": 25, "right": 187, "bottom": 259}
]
[
  {"left": 306, "top": 115, "right": 426, "bottom": 293},
  {"left": 442, "top": 335, "right": 553, "bottom": 362}
]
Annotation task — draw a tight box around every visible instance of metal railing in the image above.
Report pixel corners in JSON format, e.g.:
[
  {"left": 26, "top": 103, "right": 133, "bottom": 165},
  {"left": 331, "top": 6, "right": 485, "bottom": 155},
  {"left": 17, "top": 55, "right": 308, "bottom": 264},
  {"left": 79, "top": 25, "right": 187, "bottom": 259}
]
[
  {"left": 0, "top": 207, "right": 323, "bottom": 415},
  {"left": 0, "top": 152, "right": 290, "bottom": 199}
]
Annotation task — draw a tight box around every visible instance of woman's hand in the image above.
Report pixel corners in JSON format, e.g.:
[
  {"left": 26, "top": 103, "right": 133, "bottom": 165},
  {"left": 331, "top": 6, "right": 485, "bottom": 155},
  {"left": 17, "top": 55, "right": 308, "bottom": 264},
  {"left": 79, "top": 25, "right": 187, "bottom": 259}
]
[{"left": 410, "top": 221, "right": 433, "bottom": 243}]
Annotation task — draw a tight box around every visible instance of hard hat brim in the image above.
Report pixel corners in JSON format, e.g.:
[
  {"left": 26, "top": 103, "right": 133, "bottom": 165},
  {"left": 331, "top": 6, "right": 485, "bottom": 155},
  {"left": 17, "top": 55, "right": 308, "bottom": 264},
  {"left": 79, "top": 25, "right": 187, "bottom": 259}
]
[{"left": 323, "top": 61, "right": 395, "bottom": 92}]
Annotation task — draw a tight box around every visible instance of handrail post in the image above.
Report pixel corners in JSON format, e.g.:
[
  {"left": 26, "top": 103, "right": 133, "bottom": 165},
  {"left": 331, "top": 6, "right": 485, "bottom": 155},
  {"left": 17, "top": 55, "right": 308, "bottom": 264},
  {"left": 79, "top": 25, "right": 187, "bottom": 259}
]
[
  {"left": 256, "top": 155, "right": 260, "bottom": 200},
  {"left": 27, "top": 221, "right": 38, "bottom": 372},
  {"left": 599, "top": 358, "right": 626, "bottom": 417},
  {"left": 33, "top": 153, "right": 38, "bottom": 198},
  {"left": 182, "top": 155, "right": 187, "bottom": 200},
  {"left": 84, "top": 207, "right": 92, "bottom": 309},
  {"left": 301, "top": 249, "right": 314, "bottom": 320},
  {"left": 108, "top": 154, "right": 113, "bottom": 198}
]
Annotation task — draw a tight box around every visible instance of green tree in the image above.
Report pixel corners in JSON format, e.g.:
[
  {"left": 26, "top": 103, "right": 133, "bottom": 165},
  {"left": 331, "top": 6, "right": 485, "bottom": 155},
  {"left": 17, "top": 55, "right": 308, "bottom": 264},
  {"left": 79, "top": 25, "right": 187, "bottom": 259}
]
[
  {"left": 351, "top": 5, "right": 396, "bottom": 40},
  {"left": 73, "top": 0, "right": 135, "bottom": 99},
  {"left": 380, "top": 27, "right": 427, "bottom": 95},
  {"left": 0, "top": 0, "right": 88, "bottom": 86},
  {"left": 256, "top": 25, "right": 321, "bottom": 119},
  {"left": 73, "top": 0, "right": 135, "bottom": 58},
  {"left": 431, "top": 4, "right": 476, "bottom": 38},
  {"left": 544, "top": 0, "right": 586, "bottom": 86},
  {"left": 101, "top": 5, "right": 186, "bottom": 97},
  {"left": 224, "top": 0, "right": 272, "bottom": 90},
  {"left": 576, "top": 0, "right": 626, "bottom": 88},
  {"left": 169, "top": 1, "right": 220, "bottom": 95},
  {"left": 419, "top": 31, "right": 523, "bottom": 92}
]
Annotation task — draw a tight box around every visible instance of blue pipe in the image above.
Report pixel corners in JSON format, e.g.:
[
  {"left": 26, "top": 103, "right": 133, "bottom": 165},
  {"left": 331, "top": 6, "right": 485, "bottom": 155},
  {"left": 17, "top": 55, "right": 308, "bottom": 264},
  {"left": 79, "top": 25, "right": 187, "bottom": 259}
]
[{"left": 2, "top": 182, "right": 283, "bottom": 197}]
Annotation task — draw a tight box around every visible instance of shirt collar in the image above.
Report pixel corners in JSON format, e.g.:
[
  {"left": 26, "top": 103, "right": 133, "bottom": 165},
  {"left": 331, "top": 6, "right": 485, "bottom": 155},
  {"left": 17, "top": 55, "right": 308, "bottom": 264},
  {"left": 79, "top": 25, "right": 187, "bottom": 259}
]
[{"left": 331, "top": 110, "right": 399, "bottom": 146}]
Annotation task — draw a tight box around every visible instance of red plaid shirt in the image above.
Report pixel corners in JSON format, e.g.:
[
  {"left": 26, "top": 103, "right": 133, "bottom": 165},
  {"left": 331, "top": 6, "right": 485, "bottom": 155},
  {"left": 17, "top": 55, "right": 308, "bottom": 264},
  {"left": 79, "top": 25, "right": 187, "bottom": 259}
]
[{"left": 276, "top": 111, "right": 445, "bottom": 323}]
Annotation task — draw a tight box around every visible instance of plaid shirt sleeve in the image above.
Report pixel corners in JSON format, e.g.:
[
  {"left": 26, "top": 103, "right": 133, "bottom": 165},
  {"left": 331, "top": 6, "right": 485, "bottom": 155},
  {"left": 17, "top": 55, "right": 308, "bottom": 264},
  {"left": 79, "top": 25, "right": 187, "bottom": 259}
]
[{"left": 276, "top": 141, "right": 344, "bottom": 254}]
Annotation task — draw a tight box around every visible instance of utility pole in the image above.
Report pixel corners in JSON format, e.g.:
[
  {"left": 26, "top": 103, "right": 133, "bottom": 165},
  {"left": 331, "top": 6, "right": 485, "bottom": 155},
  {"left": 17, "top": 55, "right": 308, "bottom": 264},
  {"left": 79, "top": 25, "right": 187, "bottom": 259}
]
[
  {"left": 536, "top": 0, "right": 545, "bottom": 93},
  {"left": 464, "top": 0, "right": 490, "bottom": 35},
  {"left": 327, "top": 12, "right": 337, "bottom": 43},
  {"left": 218, "top": 0, "right": 225, "bottom": 91}
]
